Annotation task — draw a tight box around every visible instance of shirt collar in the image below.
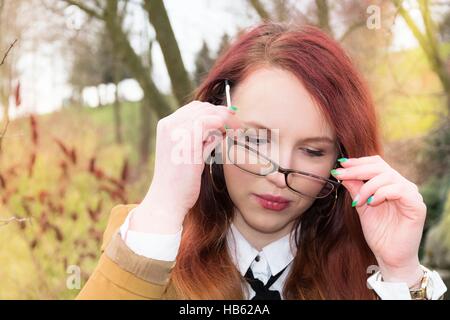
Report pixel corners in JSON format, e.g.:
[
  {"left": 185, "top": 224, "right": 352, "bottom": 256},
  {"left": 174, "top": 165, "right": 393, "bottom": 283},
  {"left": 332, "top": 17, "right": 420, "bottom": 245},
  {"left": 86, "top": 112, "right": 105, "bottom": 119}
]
[{"left": 226, "top": 222, "right": 297, "bottom": 277}]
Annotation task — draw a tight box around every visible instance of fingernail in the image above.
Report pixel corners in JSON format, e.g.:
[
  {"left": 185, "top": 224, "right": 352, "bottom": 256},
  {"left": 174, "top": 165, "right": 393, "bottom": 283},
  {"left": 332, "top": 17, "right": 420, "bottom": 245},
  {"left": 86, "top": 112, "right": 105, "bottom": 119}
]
[
  {"left": 228, "top": 105, "right": 238, "bottom": 112},
  {"left": 352, "top": 194, "right": 360, "bottom": 207},
  {"left": 337, "top": 157, "right": 348, "bottom": 163},
  {"left": 367, "top": 195, "right": 374, "bottom": 205},
  {"left": 330, "top": 169, "right": 343, "bottom": 176},
  {"left": 224, "top": 124, "right": 229, "bottom": 129}
]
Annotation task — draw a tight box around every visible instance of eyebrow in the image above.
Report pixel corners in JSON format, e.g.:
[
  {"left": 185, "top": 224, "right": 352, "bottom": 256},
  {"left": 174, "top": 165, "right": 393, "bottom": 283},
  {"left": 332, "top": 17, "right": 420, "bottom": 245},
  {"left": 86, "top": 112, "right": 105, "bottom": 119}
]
[{"left": 242, "top": 121, "right": 335, "bottom": 145}]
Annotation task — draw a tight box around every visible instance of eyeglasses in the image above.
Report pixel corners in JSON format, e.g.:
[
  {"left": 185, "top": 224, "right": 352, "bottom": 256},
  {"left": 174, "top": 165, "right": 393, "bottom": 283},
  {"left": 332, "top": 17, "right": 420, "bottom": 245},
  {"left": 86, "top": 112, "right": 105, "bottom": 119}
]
[
  {"left": 224, "top": 134, "right": 342, "bottom": 199},
  {"left": 219, "top": 79, "right": 343, "bottom": 199}
]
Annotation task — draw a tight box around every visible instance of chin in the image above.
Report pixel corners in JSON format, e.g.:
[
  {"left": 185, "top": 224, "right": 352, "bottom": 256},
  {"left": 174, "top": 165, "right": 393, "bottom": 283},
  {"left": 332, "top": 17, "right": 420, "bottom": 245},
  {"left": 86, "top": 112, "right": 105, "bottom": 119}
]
[{"left": 243, "top": 212, "right": 294, "bottom": 234}]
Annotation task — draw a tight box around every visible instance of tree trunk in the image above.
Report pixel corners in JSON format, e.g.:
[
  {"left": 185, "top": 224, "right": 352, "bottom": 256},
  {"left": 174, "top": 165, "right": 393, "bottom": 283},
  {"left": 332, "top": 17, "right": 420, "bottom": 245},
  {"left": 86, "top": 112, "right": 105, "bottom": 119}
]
[
  {"left": 113, "top": 82, "right": 122, "bottom": 144},
  {"left": 143, "top": 0, "right": 194, "bottom": 106},
  {"left": 249, "top": 0, "right": 271, "bottom": 20},
  {"left": 138, "top": 93, "right": 157, "bottom": 168},
  {"left": 315, "top": 0, "right": 333, "bottom": 37},
  {"left": 103, "top": 0, "right": 173, "bottom": 164}
]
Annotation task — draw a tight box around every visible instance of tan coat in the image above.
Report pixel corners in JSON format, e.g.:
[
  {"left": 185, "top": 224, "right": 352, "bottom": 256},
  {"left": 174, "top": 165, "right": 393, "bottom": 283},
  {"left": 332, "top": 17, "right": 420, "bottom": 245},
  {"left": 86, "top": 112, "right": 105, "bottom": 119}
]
[
  {"left": 76, "top": 204, "right": 179, "bottom": 300},
  {"left": 77, "top": 204, "right": 446, "bottom": 300}
]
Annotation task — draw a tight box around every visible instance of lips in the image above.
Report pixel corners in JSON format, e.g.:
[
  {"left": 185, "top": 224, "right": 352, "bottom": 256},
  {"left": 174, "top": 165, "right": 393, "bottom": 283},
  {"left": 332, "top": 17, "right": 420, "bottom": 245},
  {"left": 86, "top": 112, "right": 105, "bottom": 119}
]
[{"left": 253, "top": 193, "right": 291, "bottom": 211}]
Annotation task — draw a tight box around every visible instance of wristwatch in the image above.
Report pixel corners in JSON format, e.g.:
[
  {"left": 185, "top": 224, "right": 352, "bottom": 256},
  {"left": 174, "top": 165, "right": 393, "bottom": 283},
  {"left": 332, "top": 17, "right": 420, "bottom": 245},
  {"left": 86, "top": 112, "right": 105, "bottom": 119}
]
[
  {"left": 409, "top": 268, "right": 429, "bottom": 300},
  {"left": 374, "top": 265, "right": 434, "bottom": 300}
]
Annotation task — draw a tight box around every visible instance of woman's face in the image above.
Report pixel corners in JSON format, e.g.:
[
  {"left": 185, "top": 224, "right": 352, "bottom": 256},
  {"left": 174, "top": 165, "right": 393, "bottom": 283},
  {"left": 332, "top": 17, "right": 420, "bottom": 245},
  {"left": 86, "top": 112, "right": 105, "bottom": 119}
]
[{"left": 222, "top": 66, "right": 339, "bottom": 237}]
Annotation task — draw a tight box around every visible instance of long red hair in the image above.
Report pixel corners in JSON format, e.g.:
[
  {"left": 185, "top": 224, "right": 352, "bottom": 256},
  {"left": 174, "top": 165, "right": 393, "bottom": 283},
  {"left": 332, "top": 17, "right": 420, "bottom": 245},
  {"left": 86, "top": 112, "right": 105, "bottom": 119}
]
[{"left": 170, "top": 22, "right": 382, "bottom": 299}]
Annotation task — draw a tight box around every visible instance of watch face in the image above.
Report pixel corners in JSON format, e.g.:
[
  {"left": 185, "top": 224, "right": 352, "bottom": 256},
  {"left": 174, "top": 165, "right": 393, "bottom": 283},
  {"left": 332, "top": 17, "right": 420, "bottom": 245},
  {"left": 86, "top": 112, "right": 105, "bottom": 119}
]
[{"left": 410, "top": 289, "right": 427, "bottom": 300}]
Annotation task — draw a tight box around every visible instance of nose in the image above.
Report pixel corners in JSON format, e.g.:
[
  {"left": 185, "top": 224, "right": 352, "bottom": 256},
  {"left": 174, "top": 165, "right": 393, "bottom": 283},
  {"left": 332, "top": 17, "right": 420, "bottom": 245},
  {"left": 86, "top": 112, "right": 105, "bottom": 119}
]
[
  {"left": 265, "top": 147, "right": 292, "bottom": 189},
  {"left": 265, "top": 170, "right": 287, "bottom": 189}
]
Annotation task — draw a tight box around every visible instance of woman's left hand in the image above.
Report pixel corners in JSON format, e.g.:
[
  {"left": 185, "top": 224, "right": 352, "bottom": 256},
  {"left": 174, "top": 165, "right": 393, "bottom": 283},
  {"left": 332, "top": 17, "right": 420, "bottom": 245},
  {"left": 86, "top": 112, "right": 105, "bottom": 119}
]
[{"left": 331, "top": 155, "right": 426, "bottom": 286}]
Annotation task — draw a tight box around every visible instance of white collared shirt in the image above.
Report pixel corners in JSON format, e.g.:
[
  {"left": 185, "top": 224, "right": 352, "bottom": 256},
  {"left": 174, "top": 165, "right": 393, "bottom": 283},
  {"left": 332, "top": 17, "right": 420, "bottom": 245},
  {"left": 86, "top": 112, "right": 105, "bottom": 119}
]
[
  {"left": 119, "top": 208, "right": 447, "bottom": 300},
  {"left": 226, "top": 223, "right": 296, "bottom": 299}
]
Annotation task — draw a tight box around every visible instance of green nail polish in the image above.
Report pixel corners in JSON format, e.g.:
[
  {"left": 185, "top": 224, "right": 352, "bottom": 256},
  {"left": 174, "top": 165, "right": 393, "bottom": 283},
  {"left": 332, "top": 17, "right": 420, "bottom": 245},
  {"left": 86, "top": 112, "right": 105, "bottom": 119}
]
[
  {"left": 330, "top": 169, "right": 340, "bottom": 176},
  {"left": 352, "top": 194, "right": 360, "bottom": 207},
  {"left": 229, "top": 105, "right": 238, "bottom": 112},
  {"left": 337, "top": 157, "right": 348, "bottom": 163},
  {"left": 224, "top": 124, "right": 229, "bottom": 129},
  {"left": 367, "top": 196, "right": 374, "bottom": 205}
]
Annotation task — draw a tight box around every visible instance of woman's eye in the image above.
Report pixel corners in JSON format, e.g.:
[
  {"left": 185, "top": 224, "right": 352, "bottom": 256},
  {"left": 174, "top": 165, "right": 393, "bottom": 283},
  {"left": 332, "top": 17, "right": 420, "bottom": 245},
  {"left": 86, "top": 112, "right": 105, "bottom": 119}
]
[{"left": 302, "top": 148, "right": 324, "bottom": 157}]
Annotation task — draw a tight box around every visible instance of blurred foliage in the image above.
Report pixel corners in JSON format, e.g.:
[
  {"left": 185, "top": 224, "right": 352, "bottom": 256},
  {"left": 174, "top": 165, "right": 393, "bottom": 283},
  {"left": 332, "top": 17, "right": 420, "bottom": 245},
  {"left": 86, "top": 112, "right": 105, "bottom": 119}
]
[
  {"left": 376, "top": 45, "right": 449, "bottom": 142},
  {"left": 0, "top": 102, "right": 151, "bottom": 299},
  {"left": 424, "top": 189, "right": 450, "bottom": 269}
]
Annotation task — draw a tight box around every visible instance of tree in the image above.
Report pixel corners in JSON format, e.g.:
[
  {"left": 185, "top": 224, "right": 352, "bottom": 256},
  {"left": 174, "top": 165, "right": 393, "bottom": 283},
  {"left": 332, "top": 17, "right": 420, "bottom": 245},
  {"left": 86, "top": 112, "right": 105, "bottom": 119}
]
[
  {"left": 388, "top": 1, "right": 450, "bottom": 264},
  {"left": 247, "top": 0, "right": 383, "bottom": 42},
  {"left": 142, "top": 0, "right": 193, "bottom": 104},
  {"left": 393, "top": 0, "right": 450, "bottom": 113},
  {"left": 0, "top": 0, "right": 22, "bottom": 156},
  {"left": 439, "top": 10, "right": 450, "bottom": 42},
  {"left": 54, "top": 0, "right": 195, "bottom": 166},
  {"left": 193, "top": 41, "right": 214, "bottom": 86},
  {"left": 217, "top": 33, "right": 231, "bottom": 57},
  {"left": 68, "top": 27, "right": 131, "bottom": 144}
]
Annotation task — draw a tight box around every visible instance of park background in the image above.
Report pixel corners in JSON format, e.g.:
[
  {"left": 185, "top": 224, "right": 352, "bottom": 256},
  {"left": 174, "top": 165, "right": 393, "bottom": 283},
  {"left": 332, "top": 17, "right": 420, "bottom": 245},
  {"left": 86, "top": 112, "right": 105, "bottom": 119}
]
[{"left": 0, "top": 0, "right": 449, "bottom": 299}]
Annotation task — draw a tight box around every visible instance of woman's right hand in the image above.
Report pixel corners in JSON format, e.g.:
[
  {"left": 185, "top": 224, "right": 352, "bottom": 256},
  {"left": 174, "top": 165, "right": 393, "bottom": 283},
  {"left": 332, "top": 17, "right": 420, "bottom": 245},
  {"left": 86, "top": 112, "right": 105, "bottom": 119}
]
[{"left": 129, "top": 101, "right": 242, "bottom": 234}]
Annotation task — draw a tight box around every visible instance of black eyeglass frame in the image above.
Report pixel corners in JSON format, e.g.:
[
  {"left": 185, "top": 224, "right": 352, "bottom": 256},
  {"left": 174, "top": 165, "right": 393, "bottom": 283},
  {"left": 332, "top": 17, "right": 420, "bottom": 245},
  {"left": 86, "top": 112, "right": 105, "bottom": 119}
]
[
  {"left": 224, "top": 132, "right": 343, "bottom": 199},
  {"left": 216, "top": 78, "right": 345, "bottom": 199}
]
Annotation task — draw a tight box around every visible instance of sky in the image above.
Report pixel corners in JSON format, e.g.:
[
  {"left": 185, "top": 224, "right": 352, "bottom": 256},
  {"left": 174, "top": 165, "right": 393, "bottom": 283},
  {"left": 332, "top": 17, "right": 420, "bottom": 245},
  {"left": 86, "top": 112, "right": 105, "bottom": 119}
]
[{"left": 5, "top": 0, "right": 426, "bottom": 120}]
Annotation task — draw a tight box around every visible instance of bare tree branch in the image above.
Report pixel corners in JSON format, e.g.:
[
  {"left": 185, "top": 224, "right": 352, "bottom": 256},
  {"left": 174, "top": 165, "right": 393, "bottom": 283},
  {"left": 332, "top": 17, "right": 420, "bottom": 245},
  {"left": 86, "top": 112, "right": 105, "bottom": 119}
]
[
  {"left": 393, "top": 0, "right": 433, "bottom": 58},
  {"left": 0, "top": 39, "right": 18, "bottom": 153},
  {"left": 339, "top": 20, "right": 366, "bottom": 42},
  {"left": 393, "top": 0, "right": 450, "bottom": 112},
  {"left": 315, "top": 0, "right": 332, "bottom": 36},
  {"left": 0, "top": 117, "right": 9, "bottom": 153},
  {"left": 63, "top": 0, "right": 103, "bottom": 19},
  {"left": 249, "top": 0, "right": 271, "bottom": 20},
  {"left": 0, "top": 216, "right": 32, "bottom": 227},
  {"left": 0, "top": 39, "right": 18, "bottom": 66},
  {"left": 142, "top": 0, "right": 193, "bottom": 104}
]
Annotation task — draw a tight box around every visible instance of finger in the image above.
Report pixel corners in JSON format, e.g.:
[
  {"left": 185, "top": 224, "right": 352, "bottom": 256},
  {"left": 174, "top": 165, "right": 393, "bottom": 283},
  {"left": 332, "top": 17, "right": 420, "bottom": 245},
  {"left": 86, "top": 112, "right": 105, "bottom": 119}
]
[
  {"left": 330, "top": 163, "right": 391, "bottom": 181},
  {"left": 352, "top": 171, "right": 395, "bottom": 208},
  {"left": 176, "top": 101, "right": 237, "bottom": 125},
  {"left": 340, "top": 179, "right": 365, "bottom": 207},
  {"left": 187, "top": 113, "right": 241, "bottom": 146},
  {"left": 192, "top": 115, "right": 228, "bottom": 164},
  {"left": 338, "top": 155, "right": 389, "bottom": 169},
  {"left": 194, "top": 103, "right": 243, "bottom": 132},
  {"left": 367, "top": 183, "right": 404, "bottom": 206},
  {"left": 191, "top": 102, "right": 236, "bottom": 118}
]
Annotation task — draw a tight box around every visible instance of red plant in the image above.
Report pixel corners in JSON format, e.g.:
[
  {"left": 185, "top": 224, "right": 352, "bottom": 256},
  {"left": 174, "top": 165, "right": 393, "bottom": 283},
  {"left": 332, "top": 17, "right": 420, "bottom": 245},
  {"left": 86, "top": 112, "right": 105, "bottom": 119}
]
[
  {"left": 120, "top": 159, "right": 129, "bottom": 182},
  {"left": 59, "top": 160, "right": 68, "bottom": 179},
  {"left": 54, "top": 138, "right": 76, "bottom": 165},
  {"left": 14, "top": 81, "right": 21, "bottom": 108},
  {"left": 30, "top": 115, "right": 38, "bottom": 145},
  {"left": 1, "top": 105, "right": 135, "bottom": 298},
  {"left": 38, "top": 190, "right": 50, "bottom": 204},
  {"left": 0, "top": 173, "right": 5, "bottom": 189},
  {"left": 28, "top": 152, "right": 36, "bottom": 177},
  {"left": 87, "top": 199, "right": 103, "bottom": 222}
]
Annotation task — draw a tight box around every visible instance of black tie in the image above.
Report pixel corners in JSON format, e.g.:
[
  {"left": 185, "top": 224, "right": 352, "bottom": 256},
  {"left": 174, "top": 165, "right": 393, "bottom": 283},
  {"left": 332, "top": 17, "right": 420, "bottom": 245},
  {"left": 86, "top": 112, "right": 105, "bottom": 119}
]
[{"left": 244, "top": 265, "right": 288, "bottom": 300}]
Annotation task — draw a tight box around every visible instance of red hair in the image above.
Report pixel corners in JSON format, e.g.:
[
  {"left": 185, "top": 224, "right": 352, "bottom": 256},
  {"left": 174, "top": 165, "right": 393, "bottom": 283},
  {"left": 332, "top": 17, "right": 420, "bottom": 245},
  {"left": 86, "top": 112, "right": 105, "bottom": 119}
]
[{"left": 170, "top": 22, "right": 382, "bottom": 299}]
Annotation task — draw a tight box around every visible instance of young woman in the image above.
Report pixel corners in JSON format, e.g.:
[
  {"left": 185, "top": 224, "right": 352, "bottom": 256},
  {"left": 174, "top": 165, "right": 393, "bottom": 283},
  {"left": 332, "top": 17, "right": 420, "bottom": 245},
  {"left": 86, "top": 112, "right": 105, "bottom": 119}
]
[{"left": 77, "top": 22, "right": 447, "bottom": 300}]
